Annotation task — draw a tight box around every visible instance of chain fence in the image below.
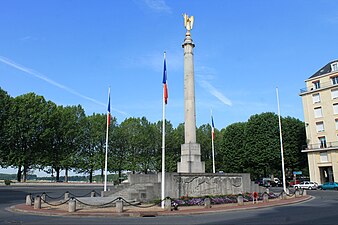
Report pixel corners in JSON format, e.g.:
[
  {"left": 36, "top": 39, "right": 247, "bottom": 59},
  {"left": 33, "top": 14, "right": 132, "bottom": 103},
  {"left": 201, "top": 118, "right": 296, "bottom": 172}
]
[{"left": 30, "top": 188, "right": 307, "bottom": 209}]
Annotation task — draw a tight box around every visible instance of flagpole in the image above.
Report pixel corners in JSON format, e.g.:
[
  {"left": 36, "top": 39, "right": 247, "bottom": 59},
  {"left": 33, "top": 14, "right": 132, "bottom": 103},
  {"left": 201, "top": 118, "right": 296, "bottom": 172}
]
[
  {"left": 276, "top": 87, "right": 287, "bottom": 193},
  {"left": 161, "top": 52, "right": 167, "bottom": 208},
  {"left": 104, "top": 87, "right": 110, "bottom": 192},
  {"left": 211, "top": 110, "right": 215, "bottom": 173}
]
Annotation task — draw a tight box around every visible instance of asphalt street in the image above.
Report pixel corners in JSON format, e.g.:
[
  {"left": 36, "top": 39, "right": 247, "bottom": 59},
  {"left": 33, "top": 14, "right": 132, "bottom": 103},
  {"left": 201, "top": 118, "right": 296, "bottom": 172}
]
[{"left": 0, "top": 185, "right": 338, "bottom": 225}]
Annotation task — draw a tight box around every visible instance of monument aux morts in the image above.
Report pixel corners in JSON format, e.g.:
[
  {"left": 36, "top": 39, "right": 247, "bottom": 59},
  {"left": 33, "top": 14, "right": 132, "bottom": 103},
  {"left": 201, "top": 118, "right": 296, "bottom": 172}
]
[
  {"left": 177, "top": 13, "right": 205, "bottom": 174},
  {"left": 103, "top": 14, "right": 263, "bottom": 202}
]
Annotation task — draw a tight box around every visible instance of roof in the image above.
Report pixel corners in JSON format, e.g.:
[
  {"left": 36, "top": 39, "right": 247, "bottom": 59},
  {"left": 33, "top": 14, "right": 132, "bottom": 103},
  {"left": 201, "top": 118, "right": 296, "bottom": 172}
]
[{"left": 309, "top": 60, "right": 338, "bottom": 79}]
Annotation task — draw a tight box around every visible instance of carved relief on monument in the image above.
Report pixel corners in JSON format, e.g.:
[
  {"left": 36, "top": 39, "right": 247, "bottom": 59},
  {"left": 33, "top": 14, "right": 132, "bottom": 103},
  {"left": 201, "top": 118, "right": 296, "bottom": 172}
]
[{"left": 176, "top": 175, "right": 243, "bottom": 197}]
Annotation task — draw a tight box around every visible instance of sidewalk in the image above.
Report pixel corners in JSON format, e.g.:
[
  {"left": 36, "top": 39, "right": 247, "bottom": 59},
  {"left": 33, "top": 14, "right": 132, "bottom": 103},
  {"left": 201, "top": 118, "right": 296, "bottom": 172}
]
[{"left": 9, "top": 195, "right": 312, "bottom": 218}]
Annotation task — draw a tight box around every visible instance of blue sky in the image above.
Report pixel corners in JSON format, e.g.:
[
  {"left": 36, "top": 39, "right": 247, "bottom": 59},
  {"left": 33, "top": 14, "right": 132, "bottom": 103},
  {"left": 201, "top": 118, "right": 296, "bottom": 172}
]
[{"left": 2, "top": 0, "right": 338, "bottom": 132}]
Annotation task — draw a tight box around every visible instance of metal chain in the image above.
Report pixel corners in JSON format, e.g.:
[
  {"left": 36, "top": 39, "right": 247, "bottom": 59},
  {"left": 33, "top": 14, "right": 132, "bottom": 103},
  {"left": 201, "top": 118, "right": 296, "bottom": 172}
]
[
  {"left": 73, "top": 197, "right": 120, "bottom": 207},
  {"left": 68, "top": 191, "right": 93, "bottom": 198},
  {"left": 121, "top": 197, "right": 161, "bottom": 208},
  {"left": 41, "top": 198, "right": 70, "bottom": 206},
  {"left": 44, "top": 192, "right": 65, "bottom": 200}
]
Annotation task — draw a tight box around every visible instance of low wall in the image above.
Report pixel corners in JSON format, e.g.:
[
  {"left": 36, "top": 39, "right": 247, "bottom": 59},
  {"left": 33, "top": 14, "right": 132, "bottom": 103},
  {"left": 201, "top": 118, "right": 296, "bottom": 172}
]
[{"left": 128, "top": 174, "right": 158, "bottom": 185}]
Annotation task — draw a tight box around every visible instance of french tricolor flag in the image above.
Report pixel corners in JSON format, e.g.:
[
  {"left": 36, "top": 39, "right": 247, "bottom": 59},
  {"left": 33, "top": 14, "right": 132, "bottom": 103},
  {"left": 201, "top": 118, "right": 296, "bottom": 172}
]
[
  {"left": 163, "top": 52, "right": 168, "bottom": 104},
  {"left": 211, "top": 115, "right": 215, "bottom": 140},
  {"left": 107, "top": 88, "right": 111, "bottom": 126}
]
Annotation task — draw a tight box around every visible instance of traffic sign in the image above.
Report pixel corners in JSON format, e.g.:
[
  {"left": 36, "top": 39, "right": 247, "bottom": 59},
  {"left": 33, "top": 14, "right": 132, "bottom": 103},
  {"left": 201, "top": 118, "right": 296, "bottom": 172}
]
[{"left": 293, "top": 171, "right": 302, "bottom": 175}]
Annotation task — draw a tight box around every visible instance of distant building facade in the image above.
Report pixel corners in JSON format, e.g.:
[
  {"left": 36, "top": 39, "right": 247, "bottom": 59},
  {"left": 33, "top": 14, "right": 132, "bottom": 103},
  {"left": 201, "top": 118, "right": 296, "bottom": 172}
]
[{"left": 300, "top": 60, "right": 338, "bottom": 184}]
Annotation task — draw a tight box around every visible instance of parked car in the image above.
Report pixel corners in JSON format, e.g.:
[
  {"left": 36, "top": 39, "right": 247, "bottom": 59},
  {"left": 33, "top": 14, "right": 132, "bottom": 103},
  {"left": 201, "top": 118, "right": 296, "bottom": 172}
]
[
  {"left": 255, "top": 178, "right": 279, "bottom": 187},
  {"left": 274, "top": 178, "right": 281, "bottom": 185},
  {"left": 293, "top": 181, "right": 318, "bottom": 190},
  {"left": 318, "top": 182, "right": 338, "bottom": 190},
  {"left": 288, "top": 180, "right": 300, "bottom": 187}
]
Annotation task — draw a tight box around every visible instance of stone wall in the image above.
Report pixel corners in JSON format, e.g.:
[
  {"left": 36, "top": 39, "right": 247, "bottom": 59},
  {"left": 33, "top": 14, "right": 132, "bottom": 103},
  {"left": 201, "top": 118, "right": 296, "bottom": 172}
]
[
  {"left": 128, "top": 174, "right": 158, "bottom": 184},
  {"left": 125, "top": 173, "right": 262, "bottom": 201},
  {"left": 165, "top": 173, "right": 254, "bottom": 198}
]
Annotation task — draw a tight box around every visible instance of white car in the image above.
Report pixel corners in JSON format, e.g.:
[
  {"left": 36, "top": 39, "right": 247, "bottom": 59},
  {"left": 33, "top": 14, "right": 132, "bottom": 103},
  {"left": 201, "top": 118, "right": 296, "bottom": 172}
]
[{"left": 293, "top": 181, "right": 318, "bottom": 190}]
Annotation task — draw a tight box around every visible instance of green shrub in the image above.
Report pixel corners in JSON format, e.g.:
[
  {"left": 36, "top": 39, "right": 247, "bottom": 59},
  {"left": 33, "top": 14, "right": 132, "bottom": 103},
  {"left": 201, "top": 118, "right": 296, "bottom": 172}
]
[{"left": 4, "top": 180, "right": 11, "bottom": 185}]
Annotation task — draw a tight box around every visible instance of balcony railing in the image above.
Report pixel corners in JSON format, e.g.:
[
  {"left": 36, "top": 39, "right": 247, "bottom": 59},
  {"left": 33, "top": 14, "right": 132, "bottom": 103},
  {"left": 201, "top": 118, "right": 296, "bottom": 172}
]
[
  {"left": 302, "top": 141, "right": 338, "bottom": 150},
  {"left": 300, "top": 80, "right": 338, "bottom": 94}
]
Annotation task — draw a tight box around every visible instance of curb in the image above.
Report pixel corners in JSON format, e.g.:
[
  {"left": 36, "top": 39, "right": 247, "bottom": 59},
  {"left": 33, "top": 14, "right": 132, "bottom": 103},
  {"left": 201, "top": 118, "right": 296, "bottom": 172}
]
[{"left": 8, "top": 195, "right": 313, "bottom": 218}]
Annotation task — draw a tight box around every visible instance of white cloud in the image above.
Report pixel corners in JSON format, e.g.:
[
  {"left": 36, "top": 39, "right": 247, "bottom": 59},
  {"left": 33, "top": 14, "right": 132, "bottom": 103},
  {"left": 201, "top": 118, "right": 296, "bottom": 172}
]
[
  {"left": 198, "top": 80, "right": 232, "bottom": 106},
  {"left": 195, "top": 66, "right": 232, "bottom": 106},
  {"left": 0, "top": 55, "right": 128, "bottom": 115},
  {"left": 144, "top": 0, "right": 171, "bottom": 13}
]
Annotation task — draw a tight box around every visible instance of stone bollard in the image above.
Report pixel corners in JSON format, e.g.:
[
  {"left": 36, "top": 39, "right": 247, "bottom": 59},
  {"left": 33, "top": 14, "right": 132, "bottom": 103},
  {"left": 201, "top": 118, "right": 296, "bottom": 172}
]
[
  {"left": 263, "top": 193, "right": 269, "bottom": 203},
  {"left": 68, "top": 198, "right": 76, "bottom": 212},
  {"left": 204, "top": 198, "right": 211, "bottom": 208},
  {"left": 64, "top": 191, "right": 70, "bottom": 200},
  {"left": 90, "top": 190, "right": 96, "bottom": 197},
  {"left": 302, "top": 189, "right": 307, "bottom": 196},
  {"left": 26, "top": 194, "right": 32, "bottom": 206},
  {"left": 237, "top": 195, "right": 244, "bottom": 206},
  {"left": 34, "top": 195, "right": 41, "bottom": 209},
  {"left": 164, "top": 199, "right": 171, "bottom": 211},
  {"left": 116, "top": 200, "right": 123, "bottom": 213},
  {"left": 295, "top": 189, "right": 300, "bottom": 198},
  {"left": 279, "top": 192, "right": 287, "bottom": 200},
  {"left": 41, "top": 193, "right": 46, "bottom": 202}
]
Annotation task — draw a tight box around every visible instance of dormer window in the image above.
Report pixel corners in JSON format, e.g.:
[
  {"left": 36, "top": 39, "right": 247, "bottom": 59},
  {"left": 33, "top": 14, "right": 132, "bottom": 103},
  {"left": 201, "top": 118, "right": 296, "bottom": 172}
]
[
  {"left": 332, "top": 62, "right": 338, "bottom": 72},
  {"left": 313, "top": 80, "right": 320, "bottom": 89}
]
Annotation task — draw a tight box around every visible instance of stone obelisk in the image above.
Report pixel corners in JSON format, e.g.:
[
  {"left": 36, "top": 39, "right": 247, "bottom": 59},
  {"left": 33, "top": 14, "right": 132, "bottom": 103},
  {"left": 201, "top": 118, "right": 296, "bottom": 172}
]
[{"left": 177, "top": 14, "right": 205, "bottom": 173}]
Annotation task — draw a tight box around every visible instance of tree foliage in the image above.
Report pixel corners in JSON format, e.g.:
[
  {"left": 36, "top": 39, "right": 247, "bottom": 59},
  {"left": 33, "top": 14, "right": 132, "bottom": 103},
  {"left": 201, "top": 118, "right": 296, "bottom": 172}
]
[
  {"left": 0, "top": 88, "right": 12, "bottom": 167},
  {"left": 4, "top": 93, "right": 50, "bottom": 181},
  {"left": 0, "top": 87, "right": 307, "bottom": 182},
  {"left": 219, "top": 122, "right": 246, "bottom": 173}
]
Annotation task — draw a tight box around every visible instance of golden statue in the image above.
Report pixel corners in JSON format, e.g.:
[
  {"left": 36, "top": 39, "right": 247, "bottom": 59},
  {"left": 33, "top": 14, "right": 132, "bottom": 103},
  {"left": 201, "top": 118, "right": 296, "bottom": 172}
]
[{"left": 183, "top": 13, "right": 194, "bottom": 31}]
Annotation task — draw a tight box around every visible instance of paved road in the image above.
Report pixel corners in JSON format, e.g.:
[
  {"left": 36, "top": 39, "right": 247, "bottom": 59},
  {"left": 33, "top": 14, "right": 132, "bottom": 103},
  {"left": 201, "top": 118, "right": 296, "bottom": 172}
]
[{"left": 1, "top": 185, "right": 338, "bottom": 225}]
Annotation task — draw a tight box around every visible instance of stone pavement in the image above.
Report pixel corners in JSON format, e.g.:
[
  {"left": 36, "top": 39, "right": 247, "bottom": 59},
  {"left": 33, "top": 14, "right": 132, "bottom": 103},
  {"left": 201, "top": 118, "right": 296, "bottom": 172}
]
[{"left": 8, "top": 195, "right": 312, "bottom": 218}]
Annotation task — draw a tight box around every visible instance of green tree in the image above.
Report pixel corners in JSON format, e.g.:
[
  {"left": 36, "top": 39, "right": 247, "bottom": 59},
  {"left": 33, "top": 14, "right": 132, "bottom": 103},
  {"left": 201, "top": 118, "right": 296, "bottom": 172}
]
[
  {"left": 197, "top": 124, "right": 213, "bottom": 172},
  {"left": 74, "top": 113, "right": 108, "bottom": 183},
  {"left": 119, "top": 117, "right": 157, "bottom": 173},
  {"left": 137, "top": 117, "right": 157, "bottom": 173},
  {"left": 244, "top": 112, "right": 280, "bottom": 178},
  {"left": 219, "top": 122, "right": 246, "bottom": 173},
  {"left": 170, "top": 123, "right": 185, "bottom": 172},
  {"left": 281, "top": 116, "right": 307, "bottom": 175},
  {"left": 153, "top": 120, "right": 176, "bottom": 172},
  {"left": 5, "top": 93, "right": 49, "bottom": 182},
  {"left": 110, "top": 121, "right": 128, "bottom": 182},
  {"left": 44, "top": 105, "right": 86, "bottom": 181},
  {"left": 0, "top": 88, "right": 12, "bottom": 167}
]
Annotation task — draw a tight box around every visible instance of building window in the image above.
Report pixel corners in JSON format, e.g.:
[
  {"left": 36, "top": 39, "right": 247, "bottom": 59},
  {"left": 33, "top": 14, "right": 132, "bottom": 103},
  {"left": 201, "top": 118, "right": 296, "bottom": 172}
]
[
  {"left": 334, "top": 104, "right": 338, "bottom": 114},
  {"left": 332, "top": 76, "right": 338, "bottom": 85},
  {"left": 320, "top": 152, "right": 328, "bottom": 162},
  {"left": 314, "top": 107, "right": 323, "bottom": 118},
  {"left": 313, "top": 93, "right": 321, "bottom": 103},
  {"left": 332, "top": 89, "right": 338, "bottom": 99},
  {"left": 316, "top": 121, "right": 324, "bottom": 133},
  {"left": 331, "top": 63, "right": 338, "bottom": 72},
  {"left": 336, "top": 119, "right": 338, "bottom": 130},
  {"left": 319, "top": 136, "right": 327, "bottom": 148},
  {"left": 313, "top": 81, "right": 320, "bottom": 89}
]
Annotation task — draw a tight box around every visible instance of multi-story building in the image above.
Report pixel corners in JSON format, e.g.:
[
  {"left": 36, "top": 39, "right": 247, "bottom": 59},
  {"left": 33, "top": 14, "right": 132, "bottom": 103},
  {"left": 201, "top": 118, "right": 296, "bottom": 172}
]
[{"left": 300, "top": 60, "right": 338, "bottom": 184}]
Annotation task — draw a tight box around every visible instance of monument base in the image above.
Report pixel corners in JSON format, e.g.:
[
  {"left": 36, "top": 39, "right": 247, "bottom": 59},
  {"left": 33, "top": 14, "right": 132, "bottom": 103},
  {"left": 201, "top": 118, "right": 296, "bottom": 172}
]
[
  {"left": 104, "top": 173, "right": 265, "bottom": 202},
  {"left": 177, "top": 143, "right": 205, "bottom": 173}
]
